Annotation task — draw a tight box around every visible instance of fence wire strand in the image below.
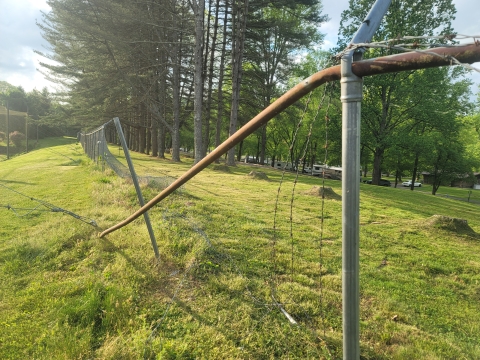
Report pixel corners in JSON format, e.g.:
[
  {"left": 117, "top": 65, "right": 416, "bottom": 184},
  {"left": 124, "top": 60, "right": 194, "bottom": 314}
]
[
  {"left": 78, "top": 120, "right": 177, "bottom": 190},
  {"left": 0, "top": 183, "right": 97, "bottom": 226},
  {"left": 335, "top": 35, "right": 480, "bottom": 74}
]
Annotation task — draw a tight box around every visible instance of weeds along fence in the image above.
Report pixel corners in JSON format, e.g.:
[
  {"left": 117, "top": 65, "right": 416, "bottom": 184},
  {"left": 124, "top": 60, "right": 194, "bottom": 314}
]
[{"left": 78, "top": 120, "right": 176, "bottom": 189}]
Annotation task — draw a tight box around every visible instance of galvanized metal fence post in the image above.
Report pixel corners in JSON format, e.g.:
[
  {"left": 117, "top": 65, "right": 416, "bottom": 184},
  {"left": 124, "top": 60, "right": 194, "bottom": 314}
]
[
  {"left": 341, "top": 1, "right": 392, "bottom": 358},
  {"left": 100, "top": 126, "right": 106, "bottom": 172},
  {"left": 341, "top": 53, "right": 362, "bottom": 360},
  {"left": 113, "top": 117, "right": 160, "bottom": 260},
  {"left": 6, "top": 101, "right": 10, "bottom": 160}
]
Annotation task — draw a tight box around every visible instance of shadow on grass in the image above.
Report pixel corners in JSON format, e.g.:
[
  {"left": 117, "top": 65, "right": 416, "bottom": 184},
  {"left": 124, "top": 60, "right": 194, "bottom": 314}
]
[
  {"left": 0, "top": 179, "right": 36, "bottom": 185},
  {"left": 99, "top": 237, "right": 153, "bottom": 277},
  {"left": 361, "top": 185, "right": 480, "bottom": 222}
]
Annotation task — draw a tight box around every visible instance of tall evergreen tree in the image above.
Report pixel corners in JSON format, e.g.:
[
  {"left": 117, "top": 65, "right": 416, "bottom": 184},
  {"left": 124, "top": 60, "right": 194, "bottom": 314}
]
[{"left": 242, "top": 0, "right": 327, "bottom": 164}]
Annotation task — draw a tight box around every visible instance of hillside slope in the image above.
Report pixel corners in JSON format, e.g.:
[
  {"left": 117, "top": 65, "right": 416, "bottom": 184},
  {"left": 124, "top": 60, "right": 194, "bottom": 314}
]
[{"left": 1, "top": 138, "right": 479, "bottom": 359}]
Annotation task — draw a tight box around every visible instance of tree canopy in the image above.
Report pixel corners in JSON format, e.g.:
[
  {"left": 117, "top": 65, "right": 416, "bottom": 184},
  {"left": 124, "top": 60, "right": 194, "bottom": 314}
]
[{"left": 28, "top": 0, "right": 480, "bottom": 194}]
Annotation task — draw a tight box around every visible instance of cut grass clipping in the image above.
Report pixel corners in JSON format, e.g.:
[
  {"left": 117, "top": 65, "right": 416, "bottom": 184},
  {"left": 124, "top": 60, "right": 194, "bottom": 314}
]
[{"left": 0, "top": 137, "right": 479, "bottom": 359}]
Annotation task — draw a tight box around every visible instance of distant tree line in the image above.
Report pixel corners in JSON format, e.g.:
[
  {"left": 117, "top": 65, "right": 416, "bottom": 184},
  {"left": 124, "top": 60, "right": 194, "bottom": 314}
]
[
  {"left": 37, "top": 0, "right": 327, "bottom": 164},
  {"left": 335, "top": 0, "right": 479, "bottom": 193},
  {"left": 0, "top": 82, "right": 74, "bottom": 147},
  {"left": 35, "top": 0, "right": 480, "bottom": 194}
]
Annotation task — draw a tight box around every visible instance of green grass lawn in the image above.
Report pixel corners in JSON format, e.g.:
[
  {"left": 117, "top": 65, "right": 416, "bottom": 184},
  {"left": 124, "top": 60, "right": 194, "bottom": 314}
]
[{"left": 1, "top": 139, "right": 479, "bottom": 359}]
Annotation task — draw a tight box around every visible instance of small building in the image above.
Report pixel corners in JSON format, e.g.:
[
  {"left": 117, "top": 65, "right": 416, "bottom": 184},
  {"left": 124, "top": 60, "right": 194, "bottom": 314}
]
[{"left": 421, "top": 172, "right": 480, "bottom": 188}]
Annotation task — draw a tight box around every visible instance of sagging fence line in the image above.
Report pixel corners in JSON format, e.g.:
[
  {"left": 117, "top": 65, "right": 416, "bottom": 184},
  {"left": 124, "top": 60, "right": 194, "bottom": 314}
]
[
  {"left": 78, "top": 120, "right": 177, "bottom": 190},
  {"left": 98, "top": 43, "right": 480, "bottom": 239}
]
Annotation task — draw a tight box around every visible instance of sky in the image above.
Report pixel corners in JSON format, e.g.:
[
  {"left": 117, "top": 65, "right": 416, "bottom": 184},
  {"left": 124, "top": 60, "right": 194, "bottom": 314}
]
[{"left": 0, "top": 0, "right": 479, "bottom": 95}]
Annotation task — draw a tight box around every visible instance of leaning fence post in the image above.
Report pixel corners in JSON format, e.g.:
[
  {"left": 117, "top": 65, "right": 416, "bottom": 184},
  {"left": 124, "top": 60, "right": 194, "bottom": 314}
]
[{"left": 113, "top": 117, "right": 160, "bottom": 261}]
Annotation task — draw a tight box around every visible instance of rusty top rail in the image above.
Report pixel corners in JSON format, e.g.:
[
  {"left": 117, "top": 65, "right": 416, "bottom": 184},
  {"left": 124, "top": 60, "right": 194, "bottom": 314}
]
[{"left": 100, "top": 43, "right": 480, "bottom": 238}]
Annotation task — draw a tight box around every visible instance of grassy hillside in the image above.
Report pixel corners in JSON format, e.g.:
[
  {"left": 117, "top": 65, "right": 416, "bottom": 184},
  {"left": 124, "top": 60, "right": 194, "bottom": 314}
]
[{"left": 1, "top": 139, "right": 479, "bottom": 359}]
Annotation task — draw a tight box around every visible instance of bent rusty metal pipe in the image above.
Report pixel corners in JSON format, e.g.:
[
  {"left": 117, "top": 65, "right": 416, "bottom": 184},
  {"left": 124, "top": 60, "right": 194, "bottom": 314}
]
[{"left": 100, "top": 44, "right": 480, "bottom": 237}]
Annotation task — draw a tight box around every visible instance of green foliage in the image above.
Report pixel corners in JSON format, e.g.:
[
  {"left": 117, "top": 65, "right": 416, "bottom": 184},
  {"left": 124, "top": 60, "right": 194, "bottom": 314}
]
[
  {"left": 337, "top": 0, "right": 471, "bottom": 185},
  {"left": 26, "top": 88, "right": 52, "bottom": 120},
  {"left": 0, "top": 81, "right": 70, "bottom": 139},
  {"left": 460, "top": 113, "right": 480, "bottom": 170},
  {"left": 1, "top": 86, "right": 27, "bottom": 112},
  {"left": 36, "top": 0, "right": 331, "bottom": 163},
  {"left": 9, "top": 131, "right": 25, "bottom": 148}
]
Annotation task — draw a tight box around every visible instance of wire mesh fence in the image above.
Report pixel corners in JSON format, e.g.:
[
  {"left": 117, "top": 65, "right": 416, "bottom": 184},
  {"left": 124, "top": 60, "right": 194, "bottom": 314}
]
[{"left": 78, "top": 120, "right": 177, "bottom": 190}]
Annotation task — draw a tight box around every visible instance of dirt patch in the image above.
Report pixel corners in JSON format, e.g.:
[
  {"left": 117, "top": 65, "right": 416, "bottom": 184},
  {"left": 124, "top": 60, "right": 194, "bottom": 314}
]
[
  {"left": 304, "top": 186, "right": 341, "bottom": 200},
  {"left": 212, "top": 164, "right": 232, "bottom": 173},
  {"left": 246, "top": 171, "right": 270, "bottom": 181},
  {"left": 426, "top": 215, "right": 477, "bottom": 236}
]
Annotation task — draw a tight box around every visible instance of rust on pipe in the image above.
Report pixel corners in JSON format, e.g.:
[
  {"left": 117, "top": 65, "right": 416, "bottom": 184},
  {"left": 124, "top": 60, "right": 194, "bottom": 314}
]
[
  {"left": 100, "top": 44, "right": 480, "bottom": 238},
  {"left": 351, "top": 44, "right": 480, "bottom": 76}
]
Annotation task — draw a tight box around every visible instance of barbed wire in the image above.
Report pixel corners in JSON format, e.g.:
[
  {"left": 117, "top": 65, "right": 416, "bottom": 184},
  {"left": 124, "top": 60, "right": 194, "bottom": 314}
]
[
  {"left": 335, "top": 34, "right": 480, "bottom": 73},
  {"left": 0, "top": 183, "right": 97, "bottom": 226},
  {"left": 340, "top": 34, "right": 479, "bottom": 53},
  {"left": 0, "top": 204, "right": 50, "bottom": 217},
  {"left": 359, "top": 33, "right": 477, "bottom": 46}
]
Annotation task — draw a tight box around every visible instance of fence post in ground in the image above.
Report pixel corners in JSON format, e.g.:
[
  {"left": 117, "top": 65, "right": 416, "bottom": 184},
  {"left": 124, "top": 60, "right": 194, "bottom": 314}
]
[
  {"left": 25, "top": 110, "right": 28, "bottom": 153},
  {"left": 341, "top": 1, "right": 392, "bottom": 359},
  {"left": 97, "top": 141, "right": 101, "bottom": 164},
  {"left": 100, "top": 126, "right": 106, "bottom": 172},
  {"left": 6, "top": 101, "right": 9, "bottom": 160},
  {"left": 113, "top": 117, "right": 160, "bottom": 261}
]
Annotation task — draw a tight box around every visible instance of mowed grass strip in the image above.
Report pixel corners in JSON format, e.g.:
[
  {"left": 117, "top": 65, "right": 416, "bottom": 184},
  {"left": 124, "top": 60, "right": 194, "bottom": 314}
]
[{"left": 0, "top": 138, "right": 479, "bottom": 359}]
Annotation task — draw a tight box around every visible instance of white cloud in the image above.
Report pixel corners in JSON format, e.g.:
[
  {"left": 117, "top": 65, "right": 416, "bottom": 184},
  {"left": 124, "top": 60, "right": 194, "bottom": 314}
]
[
  {"left": 0, "top": 0, "right": 54, "bottom": 92},
  {"left": 0, "top": 0, "right": 478, "bottom": 96},
  {"left": 27, "top": 0, "right": 51, "bottom": 11}
]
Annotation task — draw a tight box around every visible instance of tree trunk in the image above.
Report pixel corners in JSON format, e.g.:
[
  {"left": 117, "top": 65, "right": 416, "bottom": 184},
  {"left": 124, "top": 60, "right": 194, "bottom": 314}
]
[
  {"left": 410, "top": 152, "right": 419, "bottom": 190},
  {"left": 202, "top": 0, "right": 218, "bottom": 157},
  {"left": 139, "top": 110, "right": 146, "bottom": 154},
  {"left": 215, "top": 0, "right": 228, "bottom": 164},
  {"left": 260, "top": 123, "right": 267, "bottom": 165},
  {"left": 150, "top": 113, "right": 157, "bottom": 157},
  {"left": 227, "top": 0, "right": 249, "bottom": 166},
  {"left": 146, "top": 124, "right": 151, "bottom": 155},
  {"left": 394, "top": 159, "right": 401, "bottom": 188},
  {"left": 372, "top": 147, "right": 384, "bottom": 185},
  {"left": 158, "top": 121, "right": 166, "bottom": 159},
  {"left": 157, "top": 41, "right": 167, "bottom": 159},
  {"left": 192, "top": 0, "right": 205, "bottom": 164},
  {"left": 237, "top": 140, "right": 243, "bottom": 161},
  {"left": 171, "top": 25, "right": 182, "bottom": 162}
]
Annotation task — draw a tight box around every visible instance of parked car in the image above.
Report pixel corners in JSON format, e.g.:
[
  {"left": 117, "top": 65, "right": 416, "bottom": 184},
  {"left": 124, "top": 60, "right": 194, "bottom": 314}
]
[
  {"left": 364, "top": 179, "right": 391, "bottom": 187},
  {"left": 402, "top": 180, "right": 422, "bottom": 187}
]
